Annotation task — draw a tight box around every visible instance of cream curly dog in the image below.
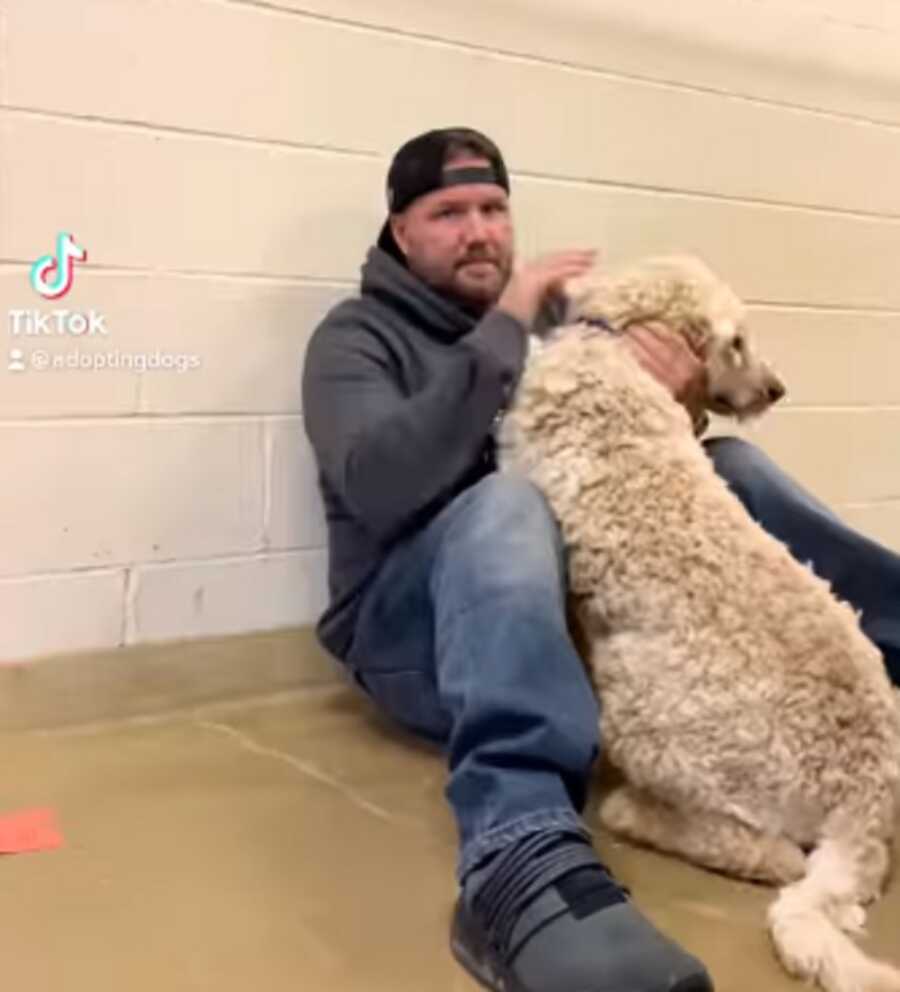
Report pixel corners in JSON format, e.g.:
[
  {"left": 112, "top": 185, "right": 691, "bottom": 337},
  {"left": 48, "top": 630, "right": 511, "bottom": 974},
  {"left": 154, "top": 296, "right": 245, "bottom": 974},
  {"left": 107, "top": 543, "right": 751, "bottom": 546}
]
[{"left": 499, "top": 256, "right": 900, "bottom": 992}]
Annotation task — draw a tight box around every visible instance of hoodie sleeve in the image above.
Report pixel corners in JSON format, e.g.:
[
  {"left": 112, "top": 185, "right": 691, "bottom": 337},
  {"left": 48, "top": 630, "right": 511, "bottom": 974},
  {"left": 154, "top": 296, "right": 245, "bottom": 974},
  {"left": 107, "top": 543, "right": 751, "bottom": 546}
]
[{"left": 302, "top": 307, "right": 527, "bottom": 547}]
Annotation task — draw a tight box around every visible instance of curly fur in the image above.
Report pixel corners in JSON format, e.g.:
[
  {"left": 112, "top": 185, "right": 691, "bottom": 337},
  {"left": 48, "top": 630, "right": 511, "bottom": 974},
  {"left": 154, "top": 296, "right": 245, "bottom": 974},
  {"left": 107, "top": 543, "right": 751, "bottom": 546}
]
[{"left": 499, "top": 255, "right": 900, "bottom": 992}]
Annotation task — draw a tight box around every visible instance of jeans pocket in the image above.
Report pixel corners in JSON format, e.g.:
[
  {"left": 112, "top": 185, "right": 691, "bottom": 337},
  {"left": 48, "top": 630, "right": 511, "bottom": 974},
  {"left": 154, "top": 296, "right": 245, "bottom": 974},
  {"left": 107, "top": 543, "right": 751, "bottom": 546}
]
[{"left": 356, "top": 668, "right": 452, "bottom": 745}]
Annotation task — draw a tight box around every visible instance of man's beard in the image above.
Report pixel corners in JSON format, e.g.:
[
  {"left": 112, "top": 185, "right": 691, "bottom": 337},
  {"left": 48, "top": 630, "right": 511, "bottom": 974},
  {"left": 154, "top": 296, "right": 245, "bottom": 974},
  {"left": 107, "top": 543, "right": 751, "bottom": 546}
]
[
  {"left": 405, "top": 247, "right": 513, "bottom": 316},
  {"left": 446, "top": 251, "right": 512, "bottom": 314}
]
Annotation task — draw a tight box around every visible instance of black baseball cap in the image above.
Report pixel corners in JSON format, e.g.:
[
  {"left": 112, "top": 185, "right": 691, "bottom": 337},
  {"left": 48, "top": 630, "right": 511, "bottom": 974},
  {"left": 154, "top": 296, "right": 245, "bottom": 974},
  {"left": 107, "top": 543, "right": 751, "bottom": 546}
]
[{"left": 377, "top": 127, "right": 510, "bottom": 261}]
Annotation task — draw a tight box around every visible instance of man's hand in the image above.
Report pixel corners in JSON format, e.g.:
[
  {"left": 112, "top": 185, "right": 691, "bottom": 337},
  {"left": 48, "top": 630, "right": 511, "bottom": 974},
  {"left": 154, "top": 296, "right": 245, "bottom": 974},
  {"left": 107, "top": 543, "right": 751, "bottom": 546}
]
[
  {"left": 496, "top": 250, "right": 597, "bottom": 329},
  {"left": 623, "top": 322, "right": 707, "bottom": 424}
]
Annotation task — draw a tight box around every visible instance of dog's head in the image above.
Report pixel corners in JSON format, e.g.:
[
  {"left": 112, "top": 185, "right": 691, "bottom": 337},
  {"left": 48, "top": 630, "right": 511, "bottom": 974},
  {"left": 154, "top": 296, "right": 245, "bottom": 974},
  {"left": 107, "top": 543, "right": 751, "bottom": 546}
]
[
  {"left": 701, "top": 315, "right": 786, "bottom": 421},
  {"left": 563, "top": 255, "right": 786, "bottom": 422}
]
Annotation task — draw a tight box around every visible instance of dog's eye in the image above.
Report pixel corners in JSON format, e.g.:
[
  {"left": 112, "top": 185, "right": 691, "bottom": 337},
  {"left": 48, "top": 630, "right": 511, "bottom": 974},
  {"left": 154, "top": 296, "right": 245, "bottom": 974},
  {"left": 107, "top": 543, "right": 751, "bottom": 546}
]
[{"left": 733, "top": 335, "right": 745, "bottom": 352}]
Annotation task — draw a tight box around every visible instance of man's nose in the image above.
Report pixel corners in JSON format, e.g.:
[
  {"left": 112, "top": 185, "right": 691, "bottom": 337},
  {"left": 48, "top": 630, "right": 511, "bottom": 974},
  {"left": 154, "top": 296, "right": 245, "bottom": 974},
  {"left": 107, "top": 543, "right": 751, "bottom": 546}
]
[{"left": 462, "top": 209, "right": 490, "bottom": 243}]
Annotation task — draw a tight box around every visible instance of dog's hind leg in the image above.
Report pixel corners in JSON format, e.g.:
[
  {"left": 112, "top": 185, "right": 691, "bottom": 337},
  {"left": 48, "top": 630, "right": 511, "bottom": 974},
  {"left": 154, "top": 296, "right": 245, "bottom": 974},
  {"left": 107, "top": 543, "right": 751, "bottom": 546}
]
[{"left": 598, "top": 785, "right": 806, "bottom": 885}]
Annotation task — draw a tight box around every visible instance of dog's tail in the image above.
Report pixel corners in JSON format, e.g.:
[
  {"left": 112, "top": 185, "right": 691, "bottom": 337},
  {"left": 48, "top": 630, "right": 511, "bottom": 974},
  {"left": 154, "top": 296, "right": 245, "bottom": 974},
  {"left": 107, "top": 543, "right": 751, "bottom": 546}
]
[{"left": 768, "top": 812, "right": 900, "bottom": 992}]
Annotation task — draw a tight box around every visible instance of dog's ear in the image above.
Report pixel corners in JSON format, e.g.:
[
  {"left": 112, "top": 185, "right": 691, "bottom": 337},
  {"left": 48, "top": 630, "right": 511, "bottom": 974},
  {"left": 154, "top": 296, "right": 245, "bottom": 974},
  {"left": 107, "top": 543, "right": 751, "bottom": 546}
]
[
  {"left": 561, "top": 273, "right": 596, "bottom": 322},
  {"left": 540, "top": 368, "right": 579, "bottom": 396},
  {"left": 712, "top": 318, "right": 736, "bottom": 339},
  {"left": 529, "top": 344, "right": 580, "bottom": 396}
]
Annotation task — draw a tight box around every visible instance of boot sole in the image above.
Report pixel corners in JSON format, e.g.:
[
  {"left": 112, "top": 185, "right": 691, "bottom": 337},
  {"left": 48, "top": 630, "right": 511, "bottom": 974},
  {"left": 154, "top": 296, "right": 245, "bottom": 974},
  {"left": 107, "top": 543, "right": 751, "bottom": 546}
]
[
  {"left": 450, "top": 930, "right": 512, "bottom": 992},
  {"left": 451, "top": 931, "right": 712, "bottom": 992}
]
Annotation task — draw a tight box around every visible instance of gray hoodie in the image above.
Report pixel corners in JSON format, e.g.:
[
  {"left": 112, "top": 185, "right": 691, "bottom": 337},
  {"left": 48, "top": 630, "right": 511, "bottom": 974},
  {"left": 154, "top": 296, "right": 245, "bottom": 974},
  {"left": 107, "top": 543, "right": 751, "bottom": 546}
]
[{"left": 302, "top": 246, "right": 530, "bottom": 659}]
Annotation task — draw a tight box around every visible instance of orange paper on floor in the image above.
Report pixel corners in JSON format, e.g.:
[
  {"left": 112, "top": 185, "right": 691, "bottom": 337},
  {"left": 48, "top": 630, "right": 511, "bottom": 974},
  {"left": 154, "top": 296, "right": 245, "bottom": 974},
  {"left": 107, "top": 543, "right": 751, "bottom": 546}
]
[{"left": 0, "top": 807, "right": 64, "bottom": 854}]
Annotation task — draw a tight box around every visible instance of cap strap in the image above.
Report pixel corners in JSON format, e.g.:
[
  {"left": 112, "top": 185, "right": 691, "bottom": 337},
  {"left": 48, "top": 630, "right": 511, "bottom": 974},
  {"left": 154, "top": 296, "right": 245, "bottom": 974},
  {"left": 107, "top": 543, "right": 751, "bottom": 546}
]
[{"left": 438, "top": 165, "right": 507, "bottom": 190}]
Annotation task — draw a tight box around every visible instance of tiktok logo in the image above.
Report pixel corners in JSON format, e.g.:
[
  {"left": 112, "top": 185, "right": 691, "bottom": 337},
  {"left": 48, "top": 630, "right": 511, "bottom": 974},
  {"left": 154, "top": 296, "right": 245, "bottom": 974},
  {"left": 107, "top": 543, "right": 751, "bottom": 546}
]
[{"left": 29, "top": 233, "right": 87, "bottom": 300}]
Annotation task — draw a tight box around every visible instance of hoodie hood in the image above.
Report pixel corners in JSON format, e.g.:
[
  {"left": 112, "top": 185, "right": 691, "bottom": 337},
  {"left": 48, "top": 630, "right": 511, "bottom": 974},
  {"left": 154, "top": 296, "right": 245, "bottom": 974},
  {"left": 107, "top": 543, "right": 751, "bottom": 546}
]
[{"left": 360, "top": 246, "right": 483, "bottom": 344}]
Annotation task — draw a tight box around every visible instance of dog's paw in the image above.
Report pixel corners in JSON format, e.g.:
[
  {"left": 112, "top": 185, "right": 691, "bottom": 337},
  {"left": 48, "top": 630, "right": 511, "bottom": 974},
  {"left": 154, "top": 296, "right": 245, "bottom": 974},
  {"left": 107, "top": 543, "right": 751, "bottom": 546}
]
[
  {"left": 762, "top": 837, "right": 807, "bottom": 885},
  {"left": 826, "top": 901, "right": 867, "bottom": 935},
  {"left": 597, "top": 788, "right": 640, "bottom": 836}
]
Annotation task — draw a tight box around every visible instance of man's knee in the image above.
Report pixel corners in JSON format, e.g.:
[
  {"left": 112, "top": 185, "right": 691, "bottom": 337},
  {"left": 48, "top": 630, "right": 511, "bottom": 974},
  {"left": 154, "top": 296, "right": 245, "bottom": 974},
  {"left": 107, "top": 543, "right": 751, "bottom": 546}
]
[
  {"left": 704, "top": 436, "right": 772, "bottom": 486},
  {"left": 463, "top": 473, "right": 557, "bottom": 533},
  {"left": 703, "top": 436, "right": 784, "bottom": 515},
  {"left": 704, "top": 436, "right": 832, "bottom": 527},
  {"left": 436, "top": 474, "right": 565, "bottom": 593}
]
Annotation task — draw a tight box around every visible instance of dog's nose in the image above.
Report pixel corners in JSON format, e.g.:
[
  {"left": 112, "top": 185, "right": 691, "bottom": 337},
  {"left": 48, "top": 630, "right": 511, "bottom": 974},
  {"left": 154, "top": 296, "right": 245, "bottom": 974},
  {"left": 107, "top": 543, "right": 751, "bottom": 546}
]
[{"left": 767, "top": 381, "right": 786, "bottom": 403}]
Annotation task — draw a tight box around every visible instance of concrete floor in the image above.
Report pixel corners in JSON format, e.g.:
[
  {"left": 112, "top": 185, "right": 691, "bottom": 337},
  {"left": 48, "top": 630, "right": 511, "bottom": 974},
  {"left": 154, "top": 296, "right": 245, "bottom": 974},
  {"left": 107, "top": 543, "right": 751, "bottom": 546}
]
[{"left": 2, "top": 683, "right": 899, "bottom": 992}]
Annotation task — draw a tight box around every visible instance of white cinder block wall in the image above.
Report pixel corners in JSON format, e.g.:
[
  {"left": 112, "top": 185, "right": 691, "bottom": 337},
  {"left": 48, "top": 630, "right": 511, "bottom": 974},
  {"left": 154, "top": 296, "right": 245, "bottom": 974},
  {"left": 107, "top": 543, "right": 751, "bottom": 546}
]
[{"left": 1, "top": 0, "right": 898, "bottom": 663}]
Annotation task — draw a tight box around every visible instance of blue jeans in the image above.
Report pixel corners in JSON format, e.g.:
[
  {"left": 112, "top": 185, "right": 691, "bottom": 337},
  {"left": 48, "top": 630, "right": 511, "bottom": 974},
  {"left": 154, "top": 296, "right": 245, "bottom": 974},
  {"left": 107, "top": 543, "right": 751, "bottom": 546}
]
[{"left": 344, "top": 438, "right": 900, "bottom": 882}]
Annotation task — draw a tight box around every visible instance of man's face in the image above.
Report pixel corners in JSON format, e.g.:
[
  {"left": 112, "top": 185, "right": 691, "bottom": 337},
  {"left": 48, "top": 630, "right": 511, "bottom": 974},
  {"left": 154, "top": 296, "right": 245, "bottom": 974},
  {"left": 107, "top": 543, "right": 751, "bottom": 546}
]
[{"left": 390, "top": 156, "right": 515, "bottom": 312}]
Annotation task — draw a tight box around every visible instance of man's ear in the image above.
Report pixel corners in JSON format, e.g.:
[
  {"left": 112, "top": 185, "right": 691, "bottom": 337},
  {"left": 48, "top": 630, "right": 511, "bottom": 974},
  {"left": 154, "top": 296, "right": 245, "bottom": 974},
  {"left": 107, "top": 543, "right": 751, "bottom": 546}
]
[{"left": 390, "top": 215, "right": 409, "bottom": 256}]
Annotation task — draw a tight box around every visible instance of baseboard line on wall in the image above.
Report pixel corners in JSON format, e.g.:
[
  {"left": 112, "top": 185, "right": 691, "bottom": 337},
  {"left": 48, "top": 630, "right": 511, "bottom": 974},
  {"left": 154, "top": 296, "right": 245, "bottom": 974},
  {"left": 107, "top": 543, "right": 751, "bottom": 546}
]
[{"left": 0, "top": 627, "right": 343, "bottom": 734}]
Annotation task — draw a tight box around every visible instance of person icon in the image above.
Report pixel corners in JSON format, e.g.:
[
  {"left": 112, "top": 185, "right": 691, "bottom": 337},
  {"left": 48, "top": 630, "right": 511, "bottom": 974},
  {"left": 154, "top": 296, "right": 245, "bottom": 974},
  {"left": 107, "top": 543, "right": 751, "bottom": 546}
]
[{"left": 8, "top": 349, "right": 26, "bottom": 373}]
